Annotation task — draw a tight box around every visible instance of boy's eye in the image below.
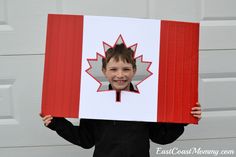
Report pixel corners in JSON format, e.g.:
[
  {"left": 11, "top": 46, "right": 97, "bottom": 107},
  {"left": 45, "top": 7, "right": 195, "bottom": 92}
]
[
  {"left": 123, "top": 68, "right": 131, "bottom": 71},
  {"left": 109, "top": 68, "right": 117, "bottom": 71}
]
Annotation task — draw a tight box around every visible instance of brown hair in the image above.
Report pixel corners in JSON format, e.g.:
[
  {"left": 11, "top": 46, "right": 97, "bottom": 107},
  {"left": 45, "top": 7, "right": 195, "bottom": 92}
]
[{"left": 102, "top": 44, "right": 136, "bottom": 69}]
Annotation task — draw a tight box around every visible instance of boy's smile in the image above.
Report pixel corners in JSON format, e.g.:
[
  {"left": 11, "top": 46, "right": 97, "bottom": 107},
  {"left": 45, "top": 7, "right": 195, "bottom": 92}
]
[{"left": 102, "top": 58, "right": 136, "bottom": 91}]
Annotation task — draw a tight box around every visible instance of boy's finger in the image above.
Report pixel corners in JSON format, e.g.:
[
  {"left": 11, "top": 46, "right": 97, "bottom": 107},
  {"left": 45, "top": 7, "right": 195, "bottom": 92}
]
[
  {"left": 193, "top": 114, "right": 201, "bottom": 119},
  {"left": 45, "top": 120, "right": 51, "bottom": 126},
  {"left": 43, "top": 117, "right": 53, "bottom": 121},
  {"left": 196, "top": 102, "right": 201, "bottom": 106},
  {"left": 42, "top": 115, "right": 52, "bottom": 121},
  {"left": 191, "top": 111, "right": 201, "bottom": 115},
  {"left": 192, "top": 107, "right": 201, "bottom": 111}
]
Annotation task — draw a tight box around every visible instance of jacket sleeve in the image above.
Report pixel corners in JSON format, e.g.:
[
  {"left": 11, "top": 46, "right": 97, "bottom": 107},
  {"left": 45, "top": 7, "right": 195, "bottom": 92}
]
[
  {"left": 149, "top": 122, "right": 185, "bottom": 145},
  {"left": 47, "top": 117, "right": 95, "bottom": 149}
]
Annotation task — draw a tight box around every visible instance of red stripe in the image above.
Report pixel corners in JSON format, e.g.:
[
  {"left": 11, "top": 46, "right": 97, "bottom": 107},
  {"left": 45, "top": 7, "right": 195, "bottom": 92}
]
[
  {"left": 41, "top": 14, "right": 83, "bottom": 118},
  {"left": 158, "top": 20, "right": 199, "bottom": 124}
]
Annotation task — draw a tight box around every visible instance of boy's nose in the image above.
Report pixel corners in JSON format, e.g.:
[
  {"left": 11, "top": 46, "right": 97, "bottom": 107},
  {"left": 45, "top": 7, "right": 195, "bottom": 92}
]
[{"left": 117, "top": 70, "right": 124, "bottom": 78}]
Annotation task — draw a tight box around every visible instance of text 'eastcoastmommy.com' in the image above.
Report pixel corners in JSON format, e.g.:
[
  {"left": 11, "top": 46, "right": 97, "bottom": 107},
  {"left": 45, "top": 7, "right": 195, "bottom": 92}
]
[{"left": 156, "top": 147, "right": 235, "bottom": 156}]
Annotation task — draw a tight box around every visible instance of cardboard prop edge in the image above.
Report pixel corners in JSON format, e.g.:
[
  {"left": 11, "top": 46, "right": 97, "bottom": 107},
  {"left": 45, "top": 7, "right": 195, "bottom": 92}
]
[{"left": 41, "top": 14, "right": 199, "bottom": 124}]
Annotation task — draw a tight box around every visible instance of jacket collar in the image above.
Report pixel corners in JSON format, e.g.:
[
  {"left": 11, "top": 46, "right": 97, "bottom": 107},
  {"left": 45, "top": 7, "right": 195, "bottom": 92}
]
[{"left": 108, "top": 83, "right": 135, "bottom": 92}]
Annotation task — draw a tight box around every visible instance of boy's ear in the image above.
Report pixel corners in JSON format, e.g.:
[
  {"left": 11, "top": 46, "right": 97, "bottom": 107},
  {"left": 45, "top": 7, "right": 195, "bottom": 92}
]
[{"left": 102, "top": 68, "right": 106, "bottom": 75}]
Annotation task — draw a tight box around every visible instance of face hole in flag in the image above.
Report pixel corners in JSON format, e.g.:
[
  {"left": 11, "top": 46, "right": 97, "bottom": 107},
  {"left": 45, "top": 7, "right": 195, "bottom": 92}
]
[{"left": 86, "top": 35, "right": 153, "bottom": 101}]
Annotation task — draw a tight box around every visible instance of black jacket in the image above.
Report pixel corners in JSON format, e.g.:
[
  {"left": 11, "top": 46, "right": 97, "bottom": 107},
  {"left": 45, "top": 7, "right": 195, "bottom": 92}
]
[
  {"left": 48, "top": 118, "right": 185, "bottom": 157},
  {"left": 47, "top": 83, "right": 185, "bottom": 157}
]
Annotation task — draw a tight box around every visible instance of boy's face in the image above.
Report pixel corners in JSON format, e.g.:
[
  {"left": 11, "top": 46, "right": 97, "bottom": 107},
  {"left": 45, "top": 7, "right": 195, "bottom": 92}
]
[{"left": 102, "top": 57, "right": 136, "bottom": 91}]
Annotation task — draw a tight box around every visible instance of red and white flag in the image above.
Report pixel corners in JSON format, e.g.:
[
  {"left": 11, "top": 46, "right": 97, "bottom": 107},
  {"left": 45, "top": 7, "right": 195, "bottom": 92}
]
[{"left": 41, "top": 14, "right": 199, "bottom": 124}]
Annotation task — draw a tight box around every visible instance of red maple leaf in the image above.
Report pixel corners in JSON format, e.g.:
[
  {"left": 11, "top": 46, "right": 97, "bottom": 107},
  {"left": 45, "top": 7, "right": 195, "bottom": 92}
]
[{"left": 86, "top": 35, "right": 153, "bottom": 102}]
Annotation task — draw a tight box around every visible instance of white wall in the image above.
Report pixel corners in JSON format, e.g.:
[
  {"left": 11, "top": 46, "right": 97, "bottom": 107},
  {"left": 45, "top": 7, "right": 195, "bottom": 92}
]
[{"left": 0, "top": 0, "right": 235, "bottom": 156}]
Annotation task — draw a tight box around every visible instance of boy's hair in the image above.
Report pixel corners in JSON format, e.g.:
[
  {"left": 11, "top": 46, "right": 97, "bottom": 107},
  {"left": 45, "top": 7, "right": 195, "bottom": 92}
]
[{"left": 102, "top": 43, "right": 136, "bottom": 69}]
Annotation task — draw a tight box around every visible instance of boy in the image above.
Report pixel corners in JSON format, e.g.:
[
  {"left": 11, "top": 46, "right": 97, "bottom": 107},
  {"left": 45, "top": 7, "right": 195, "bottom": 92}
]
[
  {"left": 102, "top": 43, "right": 137, "bottom": 92},
  {"left": 41, "top": 43, "right": 201, "bottom": 157}
]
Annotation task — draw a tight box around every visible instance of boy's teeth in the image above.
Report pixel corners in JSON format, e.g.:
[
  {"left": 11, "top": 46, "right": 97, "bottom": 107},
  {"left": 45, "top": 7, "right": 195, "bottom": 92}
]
[
  {"left": 118, "top": 80, "right": 125, "bottom": 83},
  {"left": 116, "top": 80, "right": 124, "bottom": 83}
]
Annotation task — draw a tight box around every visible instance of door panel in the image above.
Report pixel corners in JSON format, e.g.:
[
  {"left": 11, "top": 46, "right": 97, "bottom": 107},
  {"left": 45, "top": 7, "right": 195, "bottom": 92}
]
[{"left": 0, "top": 0, "right": 235, "bottom": 156}]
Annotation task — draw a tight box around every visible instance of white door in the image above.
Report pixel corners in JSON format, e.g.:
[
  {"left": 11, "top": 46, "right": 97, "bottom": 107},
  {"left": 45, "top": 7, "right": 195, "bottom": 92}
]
[
  {"left": 149, "top": 0, "right": 236, "bottom": 156},
  {"left": 0, "top": 0, "right": 91, "bottom": 156},
  {"left": 0, "top": 0, "right": 235, "bottom": 157}
]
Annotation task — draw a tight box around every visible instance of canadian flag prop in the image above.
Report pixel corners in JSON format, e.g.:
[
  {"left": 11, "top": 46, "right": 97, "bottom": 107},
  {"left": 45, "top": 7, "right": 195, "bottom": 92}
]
[{"left": 41, "top": 14, "right": 199, "bottom": 124}]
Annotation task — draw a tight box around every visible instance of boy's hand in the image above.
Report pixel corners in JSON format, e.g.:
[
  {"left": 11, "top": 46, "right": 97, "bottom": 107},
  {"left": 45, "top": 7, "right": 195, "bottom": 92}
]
[
  {"left": 191, "top": 102, "right": 202, "bottom": 120},
  {"left": 40, "top": 113, "right": 53, "bottom": 127}
]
